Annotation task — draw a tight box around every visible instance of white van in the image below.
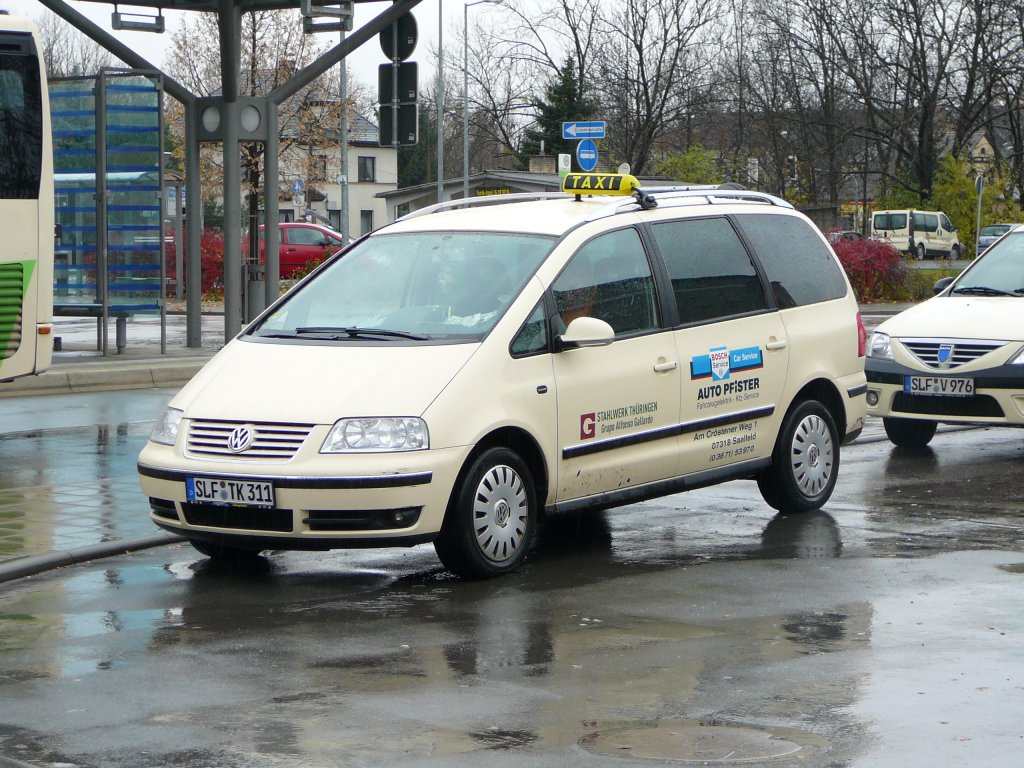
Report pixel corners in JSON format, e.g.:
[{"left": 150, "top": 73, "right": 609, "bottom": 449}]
[
  {"left": 138, "top": 174, "right": 867, "bottom": 578},
  {"left": 871, "top": 209, "right": 961, "bottom": 260}
]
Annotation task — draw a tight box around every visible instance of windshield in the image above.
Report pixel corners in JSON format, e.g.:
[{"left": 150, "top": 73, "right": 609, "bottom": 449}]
[
  {"left": 981, "top": 225, "right": 1013, "bottom": 237},
  {"left": 951, "top": 232, "right": 1024, "bottom": 296},
  {"left": 252, "top": 231, "right": 555, "bottom": 341}
]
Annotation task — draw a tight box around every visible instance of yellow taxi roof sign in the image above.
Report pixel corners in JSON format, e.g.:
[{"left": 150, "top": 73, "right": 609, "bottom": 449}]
[{"left": 562, "top": 172, "right": 640, "bottom": 196}]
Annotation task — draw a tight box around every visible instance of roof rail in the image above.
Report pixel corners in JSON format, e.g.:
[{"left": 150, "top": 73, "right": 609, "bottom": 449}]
[
  {"left": 399, "top": 192, "right": 565, "bottom": 220},
  {"left": 583, "top": 186, "right": 793, "bottom": 222}
]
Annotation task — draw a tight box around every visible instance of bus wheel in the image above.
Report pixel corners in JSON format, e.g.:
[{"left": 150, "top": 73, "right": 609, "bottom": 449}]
[
  {"left": 435, "top": 447, "right": 537, "bottom": 578},
  {"left": 758, "top": 400, "right": 838, "bottom": 513}
]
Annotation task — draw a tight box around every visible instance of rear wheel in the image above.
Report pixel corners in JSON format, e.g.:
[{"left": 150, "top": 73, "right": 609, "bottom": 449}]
[
  {"left": 758, "top": 400, "right": 838, "bottom": 513},
  {"left": 883, "top": 416, "right": 937, "bottom": 447},
  {"left": 434, "top": 447, "right": 537, "bottom": 579}
]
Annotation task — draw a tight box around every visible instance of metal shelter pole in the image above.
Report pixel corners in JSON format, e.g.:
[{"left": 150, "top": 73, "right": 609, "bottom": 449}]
[
  {"left": 185, "top": 101, "right": 203, "bottom": 348},
  {"left": 264, "top": 109, "right": 280, "bottom": 308},
  {"left": 218, "top": 0, "right": 243, "bottom": 340}
]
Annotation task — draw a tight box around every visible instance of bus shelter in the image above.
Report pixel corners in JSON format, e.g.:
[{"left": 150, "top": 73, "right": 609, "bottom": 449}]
[{"left": 50, "top": 69, "right": 166, "bottom": 354}]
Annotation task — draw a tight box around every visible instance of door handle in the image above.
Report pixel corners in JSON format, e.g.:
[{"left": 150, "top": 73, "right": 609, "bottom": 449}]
[
  {"left": 765, "top": 338, "right": 787, "bottom": 351},
  {"left": 653, "top": 360, "right": 678, "bottom": 372}
]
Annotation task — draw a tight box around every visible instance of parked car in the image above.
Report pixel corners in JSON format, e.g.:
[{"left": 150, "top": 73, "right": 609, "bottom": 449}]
[
  {"left": 865, "top": 225, "right": 1024, "bottom": 446},
  {"left": 977, "top": 223, "right": 1023, "bottom": 253},
  {"left": 871, "top": 209, "right": 961, "bottom": 260},
  {"left": 826, "top": 230, "right": 866, "bottom": 244},
  {"left": 140, "top": 172, "right": 867, "bottom": 578},
  {"left": 244, "top": 222, "right": 344, "bottom": 277}
]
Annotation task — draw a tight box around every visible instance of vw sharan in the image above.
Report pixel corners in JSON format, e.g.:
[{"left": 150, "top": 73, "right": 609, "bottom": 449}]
[{"left": 138, "top": 174, "right": 867, "bottom": 578}]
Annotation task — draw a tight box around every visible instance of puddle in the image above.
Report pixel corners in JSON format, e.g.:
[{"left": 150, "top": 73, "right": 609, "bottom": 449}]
[
  {"left": 997, "top": 562, "right": 1024, "bottom": 574},
  {"left": 579, "top": 719, "right": 827, "bottom": 763}
]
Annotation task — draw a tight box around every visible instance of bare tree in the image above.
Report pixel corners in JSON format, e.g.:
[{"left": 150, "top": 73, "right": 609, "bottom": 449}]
[
  {"left": 33, "top": 12, "right": 119, "bottom": 78},
  {"left": 164, "top": 10, "right": 357, "bottom": 225}
]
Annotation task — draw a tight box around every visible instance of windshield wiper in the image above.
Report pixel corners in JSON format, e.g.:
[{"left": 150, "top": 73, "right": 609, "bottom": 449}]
[
  {"left": 294, "top": 326, "right": 429, "bottom": 341},
  {"left": 951, "top": 285, "right": 1017, "bottom": 296}
]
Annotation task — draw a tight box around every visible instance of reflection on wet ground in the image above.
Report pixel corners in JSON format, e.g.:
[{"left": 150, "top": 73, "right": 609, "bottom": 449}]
[{"left": 1, "top": 411, "right": 1024, "bottom": 765}]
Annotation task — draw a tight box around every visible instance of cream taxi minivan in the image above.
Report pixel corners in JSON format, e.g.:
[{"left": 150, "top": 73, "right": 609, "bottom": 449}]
[{"left": 139, "top": 174, "right": 867, "bottom": 578}]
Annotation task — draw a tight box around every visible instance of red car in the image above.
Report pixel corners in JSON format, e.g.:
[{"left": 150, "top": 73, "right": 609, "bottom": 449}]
[{"left": 245, "top": 222, "right": 345, "bottom": 277}]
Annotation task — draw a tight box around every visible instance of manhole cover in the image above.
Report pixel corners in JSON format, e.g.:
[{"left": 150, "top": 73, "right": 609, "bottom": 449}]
[{"left": 579, "top": 719, "right": 827, "bottom": 763}]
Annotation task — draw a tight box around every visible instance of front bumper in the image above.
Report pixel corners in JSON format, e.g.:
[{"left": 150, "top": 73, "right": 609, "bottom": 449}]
[
  {"left": 137, "top": 442, "right": 472, "bottom": 549},
  {"left": 865, "top": 357, "right": 1024, "bottom": 425}
]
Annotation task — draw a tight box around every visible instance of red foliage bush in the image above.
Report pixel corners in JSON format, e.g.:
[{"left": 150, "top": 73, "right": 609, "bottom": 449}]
[
  {"left": 165, "top": 228, "right": 225, "bottom": 295},
  {"left": 832, "top": 238, "right": 907, "bottom": 302}
]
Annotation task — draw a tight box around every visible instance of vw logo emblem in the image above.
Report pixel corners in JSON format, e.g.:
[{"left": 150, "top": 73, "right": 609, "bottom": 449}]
[{"left": 226, "top": 425, "right": 255, "bottom": 453}]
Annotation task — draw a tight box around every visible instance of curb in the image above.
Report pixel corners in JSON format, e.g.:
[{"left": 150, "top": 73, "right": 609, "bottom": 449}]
[
  {"left": 0, "top": 359, "right": 208, "bottom": 398},
  {"left": 0, "top": 532, "right": 184, "bottom": 584}
]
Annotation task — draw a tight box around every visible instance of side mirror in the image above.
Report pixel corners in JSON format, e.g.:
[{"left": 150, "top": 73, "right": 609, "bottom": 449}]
[
  {"left": 557, "top": 316, "right": 615, "bottom": 350},
  {"left": 933, "top": 276, "right": 955, "bottom": 295}
]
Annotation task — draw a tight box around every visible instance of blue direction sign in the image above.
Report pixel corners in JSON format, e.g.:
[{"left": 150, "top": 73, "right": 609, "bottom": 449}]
[
  {"left": 576, "top": 138, "right": 599, "bottom": 172},
  {"left": 562, "top": 120, "right": 606, "bottom": 140}
]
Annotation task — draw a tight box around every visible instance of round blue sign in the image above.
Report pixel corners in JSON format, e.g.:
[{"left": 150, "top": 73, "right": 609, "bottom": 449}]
[{"left": 576, "top": 139, "right": 599, "bottom": 172}]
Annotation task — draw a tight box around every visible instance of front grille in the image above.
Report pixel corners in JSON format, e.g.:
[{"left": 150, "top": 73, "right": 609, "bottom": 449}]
[
  {"left": 0, "top": 262, "right": 25, "bottom": 360},
  {"left": 892, "top": 392, "right": 1004, "bottom": 418},
  {"left": 186, "top": 419, "right": 313, "bottom": 460},
  {"left": 304, "top": 507, "right": 422, "bottom": 532},
  {"left": 901, "top": 338, "right": 1004, "bottom": 369},
  {"left": 181, "top": 503, "right": 294, "bottom": 532}
]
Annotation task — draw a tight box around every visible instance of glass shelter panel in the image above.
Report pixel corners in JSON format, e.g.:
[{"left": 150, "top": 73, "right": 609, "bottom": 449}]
[
  {"left": 51, "top": 77, "right": 98, "bottom": 304},
  {"left": 49, "top": 71, "right": 164, "bottom": 353}
]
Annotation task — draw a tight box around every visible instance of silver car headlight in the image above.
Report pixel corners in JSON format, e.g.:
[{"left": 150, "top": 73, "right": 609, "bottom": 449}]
[
  {"left": 868, "top": 331, "right": 893, "bottom": 360},
  {"left": 321, "top": 417, "right": 429, "bottom": 453},
  {"left": 150, "top": 407, "right": 184, "bottom": 446}
]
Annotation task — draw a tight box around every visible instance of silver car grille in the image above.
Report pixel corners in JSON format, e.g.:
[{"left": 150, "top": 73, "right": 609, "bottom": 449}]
[
  {"left": 186, "top": 419, "right": 314, "bottom": 460},
  {"left": 901, "top": 339, "right": 1005, "bottom": 369}
]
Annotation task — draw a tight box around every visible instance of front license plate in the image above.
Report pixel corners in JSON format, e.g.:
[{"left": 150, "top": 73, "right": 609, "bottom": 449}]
[
  {"left": 904, "top": 376, "right": 975, "bottom": 396},
  {"left": 186, "top": 476, "right": 275, "bottom": 508}
]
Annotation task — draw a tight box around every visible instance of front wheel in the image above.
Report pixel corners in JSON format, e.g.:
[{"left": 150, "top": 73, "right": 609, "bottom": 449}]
[
  {"left": 758, "top": 400, "right": 839, "bottom": 513},
  {"left": 950, "top": 244, "right": 962, "bottom": 260},
  {"left": 434, "top": 447, "right": 537, "bottom": 579},
  {"left": 189, "top": 537, "right": 263, "bottom": 561},
  {"left": 916, "top": 242, "right": 927, "bottom": 260},
  {"left": 883, "top": 416, "right": 937, "bottom": 447}
]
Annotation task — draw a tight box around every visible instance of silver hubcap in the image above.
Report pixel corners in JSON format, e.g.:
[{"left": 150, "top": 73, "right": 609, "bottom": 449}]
[
  {"left": 473, "top": 464, "right": 529, "bottom": 563},
  {"left": 790, "top": 414, "right": 833, "bottom": 497}
]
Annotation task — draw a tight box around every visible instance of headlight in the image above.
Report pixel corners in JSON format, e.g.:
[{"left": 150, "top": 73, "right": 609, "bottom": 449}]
[
  {"left": 1008, "top": 346, "right": 1024, "bottom": 365},
  {"left": 868, "top": 331, "right": 893, "bottom": 360},
  {"left": 321, "top": 418, "right": 429, "bottom": 453},
  {"left": 150, "top": 407, "right": 184, "bottom": 446}
]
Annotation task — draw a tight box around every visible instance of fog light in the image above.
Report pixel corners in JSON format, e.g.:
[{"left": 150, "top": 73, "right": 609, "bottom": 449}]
[{"left": 866, "top": 390, "right": 879, "bottom": 406}]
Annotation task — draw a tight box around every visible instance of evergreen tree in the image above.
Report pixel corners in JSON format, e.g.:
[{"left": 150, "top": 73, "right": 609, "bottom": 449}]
[{"left": 519, "top": 59, "right": 596, "bottom": 165}]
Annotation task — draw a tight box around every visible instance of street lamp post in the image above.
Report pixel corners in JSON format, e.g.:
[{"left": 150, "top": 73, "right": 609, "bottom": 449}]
[{"left": 463, "top": 0, "right": 501, "bottom": 200}]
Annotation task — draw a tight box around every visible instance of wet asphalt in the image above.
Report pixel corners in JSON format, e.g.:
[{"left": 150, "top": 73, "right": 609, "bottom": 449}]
[{"left": 1, "top": 385, "right": 1023, "bottom": 767}]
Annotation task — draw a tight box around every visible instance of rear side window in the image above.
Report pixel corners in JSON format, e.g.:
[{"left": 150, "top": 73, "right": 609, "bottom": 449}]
[
  {"left": 651, "top": 217, "right": 767, "bottom": 325},
  {"left": 734, "top": 214, "right": 847, "bottom": 308}
]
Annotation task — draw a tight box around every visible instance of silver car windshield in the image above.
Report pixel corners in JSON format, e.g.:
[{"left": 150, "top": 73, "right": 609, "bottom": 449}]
[
  {"left": 252, "top": 231, "right": 555, "bottom": 341},
  {"left": 952, "top": 232, "right": 1024, "bottom": 296}
]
